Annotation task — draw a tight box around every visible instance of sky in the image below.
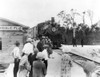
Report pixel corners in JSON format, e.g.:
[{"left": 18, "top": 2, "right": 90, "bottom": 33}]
[{"left": 0, "top": 0, "right": 100, "bottom": 28}]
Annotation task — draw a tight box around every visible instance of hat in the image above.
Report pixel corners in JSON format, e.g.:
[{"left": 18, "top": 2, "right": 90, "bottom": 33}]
[
  {"left": 42, "top": 36, "right": 45, "bottom": 39},
  {"left": 36, "top": 52, "right": 44, "bottom": 59},
  {"left": 27, "top": 38, "right": 32, "bottom": 42},
  {"left": 34, "top": 48, "right": 39, "bottom": 54},
  {"left": 43, "top": 44, "right": 49, "bottom": 48}
]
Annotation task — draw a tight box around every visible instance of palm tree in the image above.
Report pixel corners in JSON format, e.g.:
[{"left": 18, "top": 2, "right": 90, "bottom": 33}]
[{"left": 57, "top": 9, "right": 81, "bottom": 45}]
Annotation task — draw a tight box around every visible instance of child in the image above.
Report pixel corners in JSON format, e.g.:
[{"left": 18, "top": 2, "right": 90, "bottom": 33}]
[
  {"left": 11, "top": 41, "right": 21, "bottom": 77},
  {"left": 32, "top": 52, "right": 47, "bottom": 77}
]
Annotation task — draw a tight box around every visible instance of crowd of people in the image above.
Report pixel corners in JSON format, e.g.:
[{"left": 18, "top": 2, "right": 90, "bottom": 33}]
[
  {"left": 5, "top": 35, "right": 98, "bottom": 77},
  {"left": 11, "top": 36, "right": 53, "bottom": 77}
]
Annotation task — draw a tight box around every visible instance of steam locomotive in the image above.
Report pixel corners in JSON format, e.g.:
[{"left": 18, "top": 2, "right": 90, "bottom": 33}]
[{"left": 36, "top": 17, "right": 65, "bottom": 48}]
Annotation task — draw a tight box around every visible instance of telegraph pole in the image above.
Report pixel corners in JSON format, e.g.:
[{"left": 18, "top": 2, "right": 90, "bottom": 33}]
[
  {"left": 83, "top": 12, "right": 85, "bottom": 24},
  {"left": 71, "top": 9, "right": 77, "bottom": 46}
]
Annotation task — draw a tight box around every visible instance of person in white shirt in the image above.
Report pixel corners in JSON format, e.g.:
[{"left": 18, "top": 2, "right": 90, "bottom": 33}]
[
  {"left": 22, "top": 38, "right": 34, "bottom": 55},
  {"left": 42, "top": 44, "right": 49, "bottom": 69},
  {"left": 11, "top": 41, "right": 21, "bottom": 77}
]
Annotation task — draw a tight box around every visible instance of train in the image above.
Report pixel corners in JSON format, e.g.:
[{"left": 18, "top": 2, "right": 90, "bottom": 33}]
[{"left": 32, "top": 17, "right": 65, "bottom": 48}]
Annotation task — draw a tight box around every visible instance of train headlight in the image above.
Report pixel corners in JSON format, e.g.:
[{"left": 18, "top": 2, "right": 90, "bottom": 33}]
[{"left": 52, "top": 27, "right": 56, "bottom": 32}]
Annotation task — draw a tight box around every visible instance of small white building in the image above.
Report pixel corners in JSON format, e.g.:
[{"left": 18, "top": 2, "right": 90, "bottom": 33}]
[{"left": 0, "top": 18, "right": 29, "bottom": 51}]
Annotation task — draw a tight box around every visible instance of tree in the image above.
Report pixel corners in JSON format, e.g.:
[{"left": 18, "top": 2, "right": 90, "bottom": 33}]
[
  {"left": 57, "top": 9, "right": 82, "bottom": 45},
  {"left": 87, "top": 10, "right": 93, "bottom": 26}
]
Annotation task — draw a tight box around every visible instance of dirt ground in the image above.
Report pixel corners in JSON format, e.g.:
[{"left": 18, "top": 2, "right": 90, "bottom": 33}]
[{"left": 1, "top": 45, "right": 100, "bottom": 77}]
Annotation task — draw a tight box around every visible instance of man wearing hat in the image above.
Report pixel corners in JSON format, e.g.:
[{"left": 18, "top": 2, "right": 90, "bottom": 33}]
[{"left": 22, "top": 38, "right": 34, "bottom": 55}]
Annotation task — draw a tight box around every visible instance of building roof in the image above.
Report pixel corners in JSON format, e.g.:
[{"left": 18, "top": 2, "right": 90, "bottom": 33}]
[{"left": 0, "top": 18, "right": 29, "bottom": 28}]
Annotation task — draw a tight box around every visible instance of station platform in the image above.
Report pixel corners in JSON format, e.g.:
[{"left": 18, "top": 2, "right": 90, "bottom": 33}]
[{"left": 60, "top": 45, "right": 100, "bottom": 64}]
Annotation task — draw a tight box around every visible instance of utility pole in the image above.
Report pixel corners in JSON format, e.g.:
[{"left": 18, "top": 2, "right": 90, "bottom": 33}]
[
  {"left": 70, "top": 9, "right": 77, "bottom": 38},
  {"left": 71, "top": 9, "right": 77, "bottom": 46}
]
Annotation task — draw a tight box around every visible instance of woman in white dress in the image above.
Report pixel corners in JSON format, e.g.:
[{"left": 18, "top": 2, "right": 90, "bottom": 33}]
[{"left": 18, "top": 54, "right": 31, "bottom": 77}]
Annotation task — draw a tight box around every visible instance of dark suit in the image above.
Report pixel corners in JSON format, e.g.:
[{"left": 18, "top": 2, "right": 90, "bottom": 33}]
[
  {"left": 37, "top": 41, "right": 44, "bottom": 52},
  {"left": 28, "top": 53, "right": 37, "bottom": 77}
]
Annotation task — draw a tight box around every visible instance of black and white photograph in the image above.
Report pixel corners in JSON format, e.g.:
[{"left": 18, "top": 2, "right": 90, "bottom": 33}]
[{"left": 0, "top": 0, "right": 100, "bottom": 77}]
